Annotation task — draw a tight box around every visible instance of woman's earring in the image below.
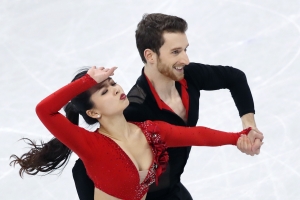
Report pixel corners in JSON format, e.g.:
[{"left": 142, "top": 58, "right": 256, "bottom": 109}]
[{"left": 97, "top": 114, "right": 101, "bottom": 119}]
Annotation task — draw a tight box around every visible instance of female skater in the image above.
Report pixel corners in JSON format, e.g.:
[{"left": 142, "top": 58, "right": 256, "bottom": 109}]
[{"left": 11, "top": 67, "right": 260, "bottom": 200}]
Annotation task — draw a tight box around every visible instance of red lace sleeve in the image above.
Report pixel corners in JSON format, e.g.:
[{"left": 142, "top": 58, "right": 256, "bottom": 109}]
[
  {"left": 35, "top": 74, "right": 98, "bottom": 159},
  {"left": 153, "top": 121, "right": 251, "bottom": 147}
]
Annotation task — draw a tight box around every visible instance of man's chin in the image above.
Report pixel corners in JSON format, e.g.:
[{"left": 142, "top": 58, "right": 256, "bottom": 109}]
[
  {"left": 169, "top": 73, "right": 184, "bottom": 81},
  {"left": 172, "top": 68, "right": 185, "bottom": 80},
  {"left": 157, "top": 67, "right": 184, "bottom": 81},
  {"left": 174, "top": 76, "right": 184, "bottom": 81}
]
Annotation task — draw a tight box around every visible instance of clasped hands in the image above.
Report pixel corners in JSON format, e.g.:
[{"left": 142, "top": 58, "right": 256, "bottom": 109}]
[{"left": 237, "top": 128, "right": 264, "bottom": 156}]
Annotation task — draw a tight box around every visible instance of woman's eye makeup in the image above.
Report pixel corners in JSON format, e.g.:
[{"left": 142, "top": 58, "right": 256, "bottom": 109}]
[
  {"left": 100, "top": 82, "right": 117, "bottom": 95},
  {"left": 101, "top": 90, "right": 108, "bottom": 95}
]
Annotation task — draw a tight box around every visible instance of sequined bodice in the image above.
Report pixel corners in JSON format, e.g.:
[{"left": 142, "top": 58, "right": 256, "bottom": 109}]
[
  {"left": 131, "top": 121, "right": 169, "bottom": 199},
  {"left": 80, "top": 121, "right": 168, "bottom": 200}
]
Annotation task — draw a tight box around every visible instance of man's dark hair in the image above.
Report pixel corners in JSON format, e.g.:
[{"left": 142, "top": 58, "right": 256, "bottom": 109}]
[{"left": 135, "top": 13, "right": 188, "bottom": 63}]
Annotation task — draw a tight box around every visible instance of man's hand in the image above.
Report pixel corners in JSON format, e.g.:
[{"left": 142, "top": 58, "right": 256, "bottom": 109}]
[
  {"left": 248, "top": 128, "right": 264, "bottom": 154},
  {"left": 237, "top": 128, "right": 264, "bottom": 156}
]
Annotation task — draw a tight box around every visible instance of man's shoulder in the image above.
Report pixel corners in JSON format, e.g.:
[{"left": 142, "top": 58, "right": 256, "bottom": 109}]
[
  {"left": 185, "top": 62, "right": 207, "bottom": 67},
  {"left": 127, "top": 75, "right": 149, "bottom": 105},
  {"left": 184, "top": 62, "right": 208, "bottom": 76},
  {"left": 184, "top": 62, "right": 212, "bottom": 72},
  {"left": 184, "top": 62, "right": 237, "bottom": 79},
  {"left": 124, "top": 81, "right": 153, "bottom": 122},
  {"left": 183, "top": 62, "right": 207, "bottom": 82},
  {"left": 185, "top": 62, "right": 239, "bottom": 71}
]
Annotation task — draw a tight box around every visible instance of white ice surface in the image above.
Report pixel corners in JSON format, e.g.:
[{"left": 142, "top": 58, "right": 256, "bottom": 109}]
[{"left": 1, "top": 0, "right": 300, "bottom": 199}]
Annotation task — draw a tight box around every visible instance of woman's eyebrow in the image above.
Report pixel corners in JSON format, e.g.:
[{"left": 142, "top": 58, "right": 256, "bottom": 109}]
[{"left": 96, "top": 78, "right": 113, "bottom": 90}]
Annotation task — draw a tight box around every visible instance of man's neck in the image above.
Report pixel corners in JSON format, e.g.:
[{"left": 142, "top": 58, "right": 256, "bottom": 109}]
[{"left": 144, "top": 64, "right": 176, "bottom": 100}]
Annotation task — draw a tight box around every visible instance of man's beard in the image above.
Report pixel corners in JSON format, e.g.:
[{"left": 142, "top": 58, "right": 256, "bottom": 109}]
[{"left": 157, "top": 59, "right": 184, "bottom": 81}]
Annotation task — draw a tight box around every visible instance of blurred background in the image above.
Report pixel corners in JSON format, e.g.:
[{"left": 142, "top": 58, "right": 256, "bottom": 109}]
[{"left": 1, "top": 0, "right": 299, "bottom": 199}]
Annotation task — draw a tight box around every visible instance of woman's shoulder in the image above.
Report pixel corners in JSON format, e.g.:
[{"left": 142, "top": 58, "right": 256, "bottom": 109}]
[
  {"left": 129, "top": 120, "right": 158, "bottom": 131},
  {"left": 129, "top": 121, "right": 161, "bottom": 142}
]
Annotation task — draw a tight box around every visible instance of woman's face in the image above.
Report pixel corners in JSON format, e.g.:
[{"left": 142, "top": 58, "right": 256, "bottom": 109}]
[{"left": 89, "top": 78, "right": 129, "bottom": 117}]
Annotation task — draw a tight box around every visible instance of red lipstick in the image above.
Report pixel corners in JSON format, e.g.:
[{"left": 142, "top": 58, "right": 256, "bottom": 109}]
[{"left": 120, "top": 93, "right": 126, "bottom": 100}]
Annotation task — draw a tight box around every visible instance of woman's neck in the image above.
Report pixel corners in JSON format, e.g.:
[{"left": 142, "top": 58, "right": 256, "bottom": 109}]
[{"left": 98, "top": 114, "right": 131, "bottom": 141}]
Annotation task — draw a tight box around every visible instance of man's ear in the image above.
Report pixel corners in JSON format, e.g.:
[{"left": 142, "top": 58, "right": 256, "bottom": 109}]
[
  {"left": 86, "top": 109, "right": 101, "bottom": 119},
  {"left": 144, "top": 49, "right": 156, "bottom": 64}
]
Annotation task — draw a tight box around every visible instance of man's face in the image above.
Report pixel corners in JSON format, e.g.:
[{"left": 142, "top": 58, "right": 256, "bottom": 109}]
[{"left": 156, "top": 32, "right": 190, "bottom": 81}]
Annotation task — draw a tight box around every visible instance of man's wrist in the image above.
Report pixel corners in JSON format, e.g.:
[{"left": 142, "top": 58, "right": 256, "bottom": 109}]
[{"left": 241, "top": 113, "right": 256, "bottom": 129}]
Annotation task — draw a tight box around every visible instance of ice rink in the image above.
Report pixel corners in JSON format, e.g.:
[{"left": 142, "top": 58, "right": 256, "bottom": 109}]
[{"left": 1, "top": 0, "right": 300, "bottom": 199}]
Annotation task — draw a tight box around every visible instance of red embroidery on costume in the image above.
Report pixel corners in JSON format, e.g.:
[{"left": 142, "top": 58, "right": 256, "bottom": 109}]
[{"left": 132, "top": 121, "right": 169, "bottom": 185}]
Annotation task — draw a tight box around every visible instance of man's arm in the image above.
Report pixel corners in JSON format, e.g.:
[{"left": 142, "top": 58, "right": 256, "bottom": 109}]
[
  {"left": 185, "top": 63, "right": 255, "bottom": 117},
  {"left": 72, "top": 159, "right": 94, "bottom": 200},
  {"left": 185, "top": 63, "right": 263, "bottom": 154}
]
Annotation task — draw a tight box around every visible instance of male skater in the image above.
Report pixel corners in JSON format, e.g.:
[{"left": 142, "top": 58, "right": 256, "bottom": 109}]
[{"left": 72, "top": 13, "right": 263, "bottom": 200}]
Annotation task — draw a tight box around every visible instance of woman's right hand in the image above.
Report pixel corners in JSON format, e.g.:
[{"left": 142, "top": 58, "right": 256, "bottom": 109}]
[{"left": 87, "top": 66, "right": 118, "bottom": 83}]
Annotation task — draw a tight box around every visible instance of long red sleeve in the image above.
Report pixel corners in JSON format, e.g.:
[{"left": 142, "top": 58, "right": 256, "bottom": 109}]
[
  {"left": 35, "top": 76, "right": 155, "bottom": 199},
  {"left": 35, "top": 74, "right": 98, "bottom": 159},
  {"left": 153, "top": 120, "right": 251, "bottom": 147}
]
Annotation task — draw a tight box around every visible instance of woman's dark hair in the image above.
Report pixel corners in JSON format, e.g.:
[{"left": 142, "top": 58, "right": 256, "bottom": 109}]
[
  {"left": 135, "top": 13, "right": 188, "bottom": 63},
  {"left": 10, "top": 68, "right": 99, "bottom": 177}
]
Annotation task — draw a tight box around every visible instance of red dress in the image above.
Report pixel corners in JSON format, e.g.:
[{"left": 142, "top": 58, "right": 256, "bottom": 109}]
[{"left": 36, "top": 74, "right": 251, "bottom": 200}]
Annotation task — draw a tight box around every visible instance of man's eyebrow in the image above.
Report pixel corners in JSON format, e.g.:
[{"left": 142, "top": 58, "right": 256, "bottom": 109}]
[{"left": 170, "top": 44, "right": 189, "bottom": 51}]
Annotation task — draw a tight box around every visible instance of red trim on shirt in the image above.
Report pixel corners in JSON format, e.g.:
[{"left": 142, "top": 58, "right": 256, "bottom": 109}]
[
  {"left": 180, "top": 78, "right": 190, "bottom": 118},
  {"left": 144, "top": 73, "right": 190, "bottom": 118}
]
